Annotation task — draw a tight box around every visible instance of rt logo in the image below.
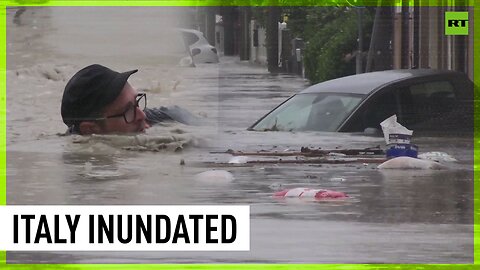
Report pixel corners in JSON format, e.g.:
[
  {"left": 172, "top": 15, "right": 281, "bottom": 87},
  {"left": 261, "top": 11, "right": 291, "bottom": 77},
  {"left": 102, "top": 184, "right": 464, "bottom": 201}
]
[{"left": 445, "top": 12, "right": 469, "bottom": 35}]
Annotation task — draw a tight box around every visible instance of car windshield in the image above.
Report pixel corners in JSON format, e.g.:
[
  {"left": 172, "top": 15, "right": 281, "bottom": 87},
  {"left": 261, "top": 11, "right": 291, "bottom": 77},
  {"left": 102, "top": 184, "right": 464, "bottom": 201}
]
[{"left": 251, "top": 93, "right": 364, "bottom": 132}]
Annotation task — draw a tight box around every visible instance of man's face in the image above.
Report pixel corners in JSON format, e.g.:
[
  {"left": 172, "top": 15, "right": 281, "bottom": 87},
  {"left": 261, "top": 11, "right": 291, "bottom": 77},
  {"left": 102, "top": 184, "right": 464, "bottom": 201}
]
[{"left": 98, "top": 82, "right": 150, "bottom": 134}]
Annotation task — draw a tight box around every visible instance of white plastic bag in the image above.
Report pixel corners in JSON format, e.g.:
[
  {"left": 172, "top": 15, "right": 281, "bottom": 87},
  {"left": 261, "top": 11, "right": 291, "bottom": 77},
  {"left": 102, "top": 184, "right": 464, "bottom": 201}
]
[{"left": 380, "top": 115, "right": 413, "bottom": 144}]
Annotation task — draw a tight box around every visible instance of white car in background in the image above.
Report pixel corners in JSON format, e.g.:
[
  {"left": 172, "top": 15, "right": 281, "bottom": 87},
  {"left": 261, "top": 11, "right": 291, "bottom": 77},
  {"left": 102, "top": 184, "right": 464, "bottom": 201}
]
[{"left": 178, "top": 28, "right": 219, "bottom": 64}]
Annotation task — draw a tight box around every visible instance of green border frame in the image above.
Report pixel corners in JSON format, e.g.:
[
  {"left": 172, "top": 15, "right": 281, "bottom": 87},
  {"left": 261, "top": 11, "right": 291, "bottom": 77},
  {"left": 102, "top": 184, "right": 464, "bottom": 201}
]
[{"left": 0, "top": 0, "right": 478, "bottom": 269}]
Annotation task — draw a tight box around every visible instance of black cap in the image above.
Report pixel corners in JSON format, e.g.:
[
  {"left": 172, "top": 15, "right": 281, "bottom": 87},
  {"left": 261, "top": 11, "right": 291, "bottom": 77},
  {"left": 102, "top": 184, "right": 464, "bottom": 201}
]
[{"left": 61, "top": 64, "right": 138, "bottom": 128}]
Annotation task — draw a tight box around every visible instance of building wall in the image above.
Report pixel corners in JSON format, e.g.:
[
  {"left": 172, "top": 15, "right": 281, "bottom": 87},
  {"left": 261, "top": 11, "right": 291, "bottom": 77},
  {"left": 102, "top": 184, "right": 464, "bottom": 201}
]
[
  {"left": 215, "top": 24, "right": 224, "bottom": 56},
  {"left": 249, "top": 20, "right": 267, "bottom": 65},
  {"left": 394, "top": 5, "right": 473, "bottom": 80}
]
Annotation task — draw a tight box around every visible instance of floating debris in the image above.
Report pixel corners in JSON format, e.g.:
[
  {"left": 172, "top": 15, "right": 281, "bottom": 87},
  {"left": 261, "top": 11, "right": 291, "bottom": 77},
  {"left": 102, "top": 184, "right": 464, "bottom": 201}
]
[
  {"left": 378, "top": 156, "right": 447, "bottom": 170},
  {"left": 329, "top": 177, "right": 346, "bottom": 182},
  {"left": 273, "top": 188, "right": 348, "bottom": 200},
  {"left": 418, "top": 152, "right": 457, "bottom": 162},
  {"left": 228, "top": 156, "right": 249, "bottom": 164},
  {"left": 194, "top": 170, "right": 234, "bottom": 183},
  {"left": 214, "top": 146, "right": 384, "bottom": 157},
  {"left": 268, "top": 182, "right": 284, "bottom": 190}
]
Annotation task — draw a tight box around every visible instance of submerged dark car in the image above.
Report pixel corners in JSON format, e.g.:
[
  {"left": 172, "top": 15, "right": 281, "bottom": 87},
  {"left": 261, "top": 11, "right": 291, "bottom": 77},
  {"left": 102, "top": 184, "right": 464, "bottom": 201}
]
[{"left": 249, "top": 69, "right": 474, "bottom": 135}]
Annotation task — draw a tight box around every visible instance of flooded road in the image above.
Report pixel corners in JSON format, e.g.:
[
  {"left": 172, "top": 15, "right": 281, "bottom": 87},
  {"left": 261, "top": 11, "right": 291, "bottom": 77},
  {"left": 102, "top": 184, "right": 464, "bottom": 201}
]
[{"left": 6, "top": 7, "right": 473, "bottom": 263}]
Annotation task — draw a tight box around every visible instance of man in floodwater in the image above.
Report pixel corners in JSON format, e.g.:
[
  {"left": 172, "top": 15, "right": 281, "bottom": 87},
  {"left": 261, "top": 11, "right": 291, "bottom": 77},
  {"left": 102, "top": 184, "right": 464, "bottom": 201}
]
[{"left": 61, "top": 64, "right": 196, "bottom": 135}]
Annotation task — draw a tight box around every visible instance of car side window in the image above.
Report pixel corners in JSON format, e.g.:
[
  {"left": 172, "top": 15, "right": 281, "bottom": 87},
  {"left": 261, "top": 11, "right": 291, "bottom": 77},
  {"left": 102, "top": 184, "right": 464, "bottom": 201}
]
[
  {"left": 346, "top": 89, "right": 399, "bottom": 132},
  {"left": 397, "top": 81, "right": 456, "bottom": 128},
  {"left": 182, "top": 32, "right": 200, "bottom": 46}
]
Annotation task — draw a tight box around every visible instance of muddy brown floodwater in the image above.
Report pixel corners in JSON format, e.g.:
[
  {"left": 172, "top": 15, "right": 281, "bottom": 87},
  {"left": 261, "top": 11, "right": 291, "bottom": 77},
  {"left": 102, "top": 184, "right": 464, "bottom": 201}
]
[{"left": 6, "top": 6, "right": 473, "bottom": 263}]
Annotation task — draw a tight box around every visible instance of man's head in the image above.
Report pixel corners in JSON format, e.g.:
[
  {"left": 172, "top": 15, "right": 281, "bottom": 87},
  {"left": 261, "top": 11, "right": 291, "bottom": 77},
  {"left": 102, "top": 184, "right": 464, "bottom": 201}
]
[{"left": 61, "top": 64, "right": 149, "bottom": 135}]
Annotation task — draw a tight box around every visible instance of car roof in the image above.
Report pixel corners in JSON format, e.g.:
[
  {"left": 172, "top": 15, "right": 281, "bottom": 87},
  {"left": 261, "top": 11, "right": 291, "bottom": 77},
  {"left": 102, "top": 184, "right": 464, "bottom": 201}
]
[
  {"left": 300, "top": 69, "right": 464, "bottom": 95},
  {"left": 177, "top": 28, "right": 203, "bottom": 36}
]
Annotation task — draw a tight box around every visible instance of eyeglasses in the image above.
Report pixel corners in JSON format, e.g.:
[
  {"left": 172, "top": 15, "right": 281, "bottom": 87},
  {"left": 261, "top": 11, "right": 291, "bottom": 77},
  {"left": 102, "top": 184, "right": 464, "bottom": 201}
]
[{"left": 99, "top": 93, "right": 147, "bottom": 123}]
